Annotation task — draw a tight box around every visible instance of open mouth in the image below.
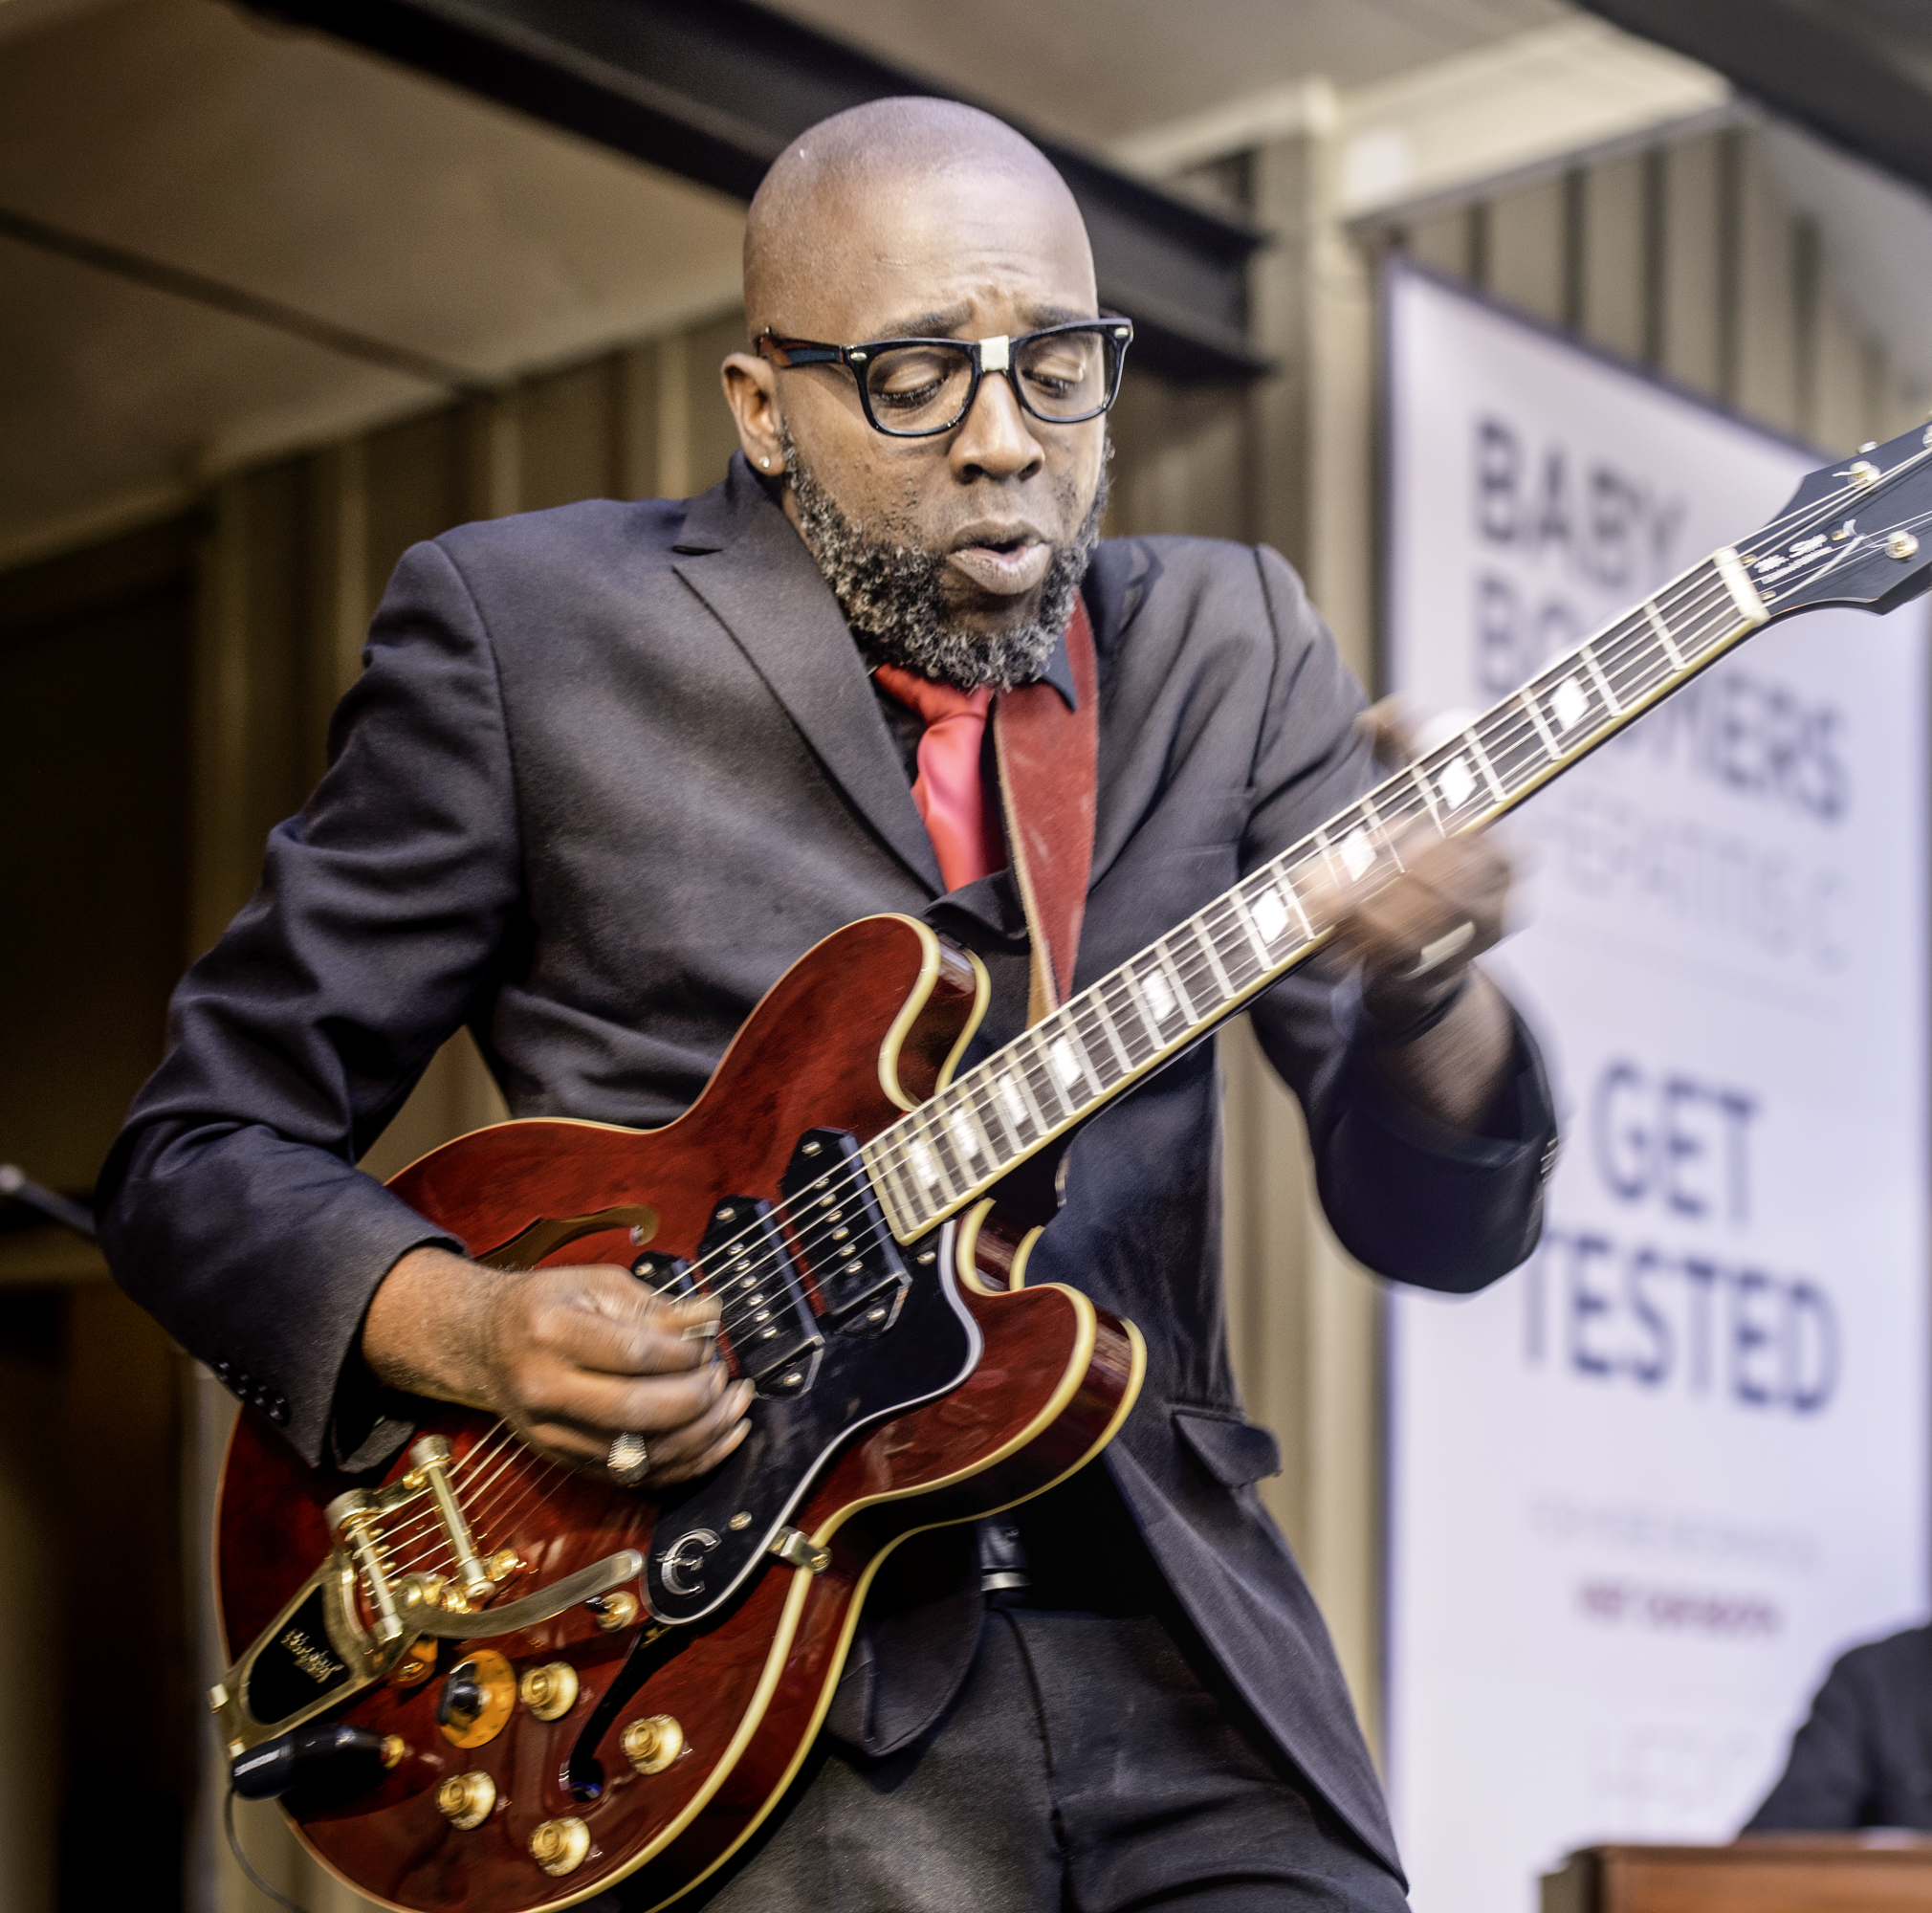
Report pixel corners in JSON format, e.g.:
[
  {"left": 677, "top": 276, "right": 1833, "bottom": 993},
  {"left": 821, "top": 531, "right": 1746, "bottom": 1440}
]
[{"left": 947, "top": 533, "right": 1052, "bottom": 596}]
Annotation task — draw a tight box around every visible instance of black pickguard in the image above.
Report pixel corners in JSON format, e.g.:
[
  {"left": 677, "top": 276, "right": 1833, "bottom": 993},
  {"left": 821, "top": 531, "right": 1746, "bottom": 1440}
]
[{"left": 640, "top": 1220, "right": 970, "bottom": 1621}]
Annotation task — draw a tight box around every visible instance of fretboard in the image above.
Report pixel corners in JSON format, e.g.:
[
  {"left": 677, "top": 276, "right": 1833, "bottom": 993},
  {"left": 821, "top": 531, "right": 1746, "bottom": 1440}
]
[{"left": 861, "top": 546, "right": 1770, "bottom": 1242}]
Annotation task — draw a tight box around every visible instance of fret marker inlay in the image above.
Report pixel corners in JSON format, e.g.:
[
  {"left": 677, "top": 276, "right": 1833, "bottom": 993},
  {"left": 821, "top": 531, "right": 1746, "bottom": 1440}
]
[
  {"left": 1438, "top": 755, "right": 1475, "bottom": 809},
  {"left": 1339, "top": 828, "right": 1374, "bottom": 881},
  {"left": 1049, "top": 1037, "right": 1083, "bottom": 1091},
  {"left": 1551, "top": 676, "right": 1588, "bottom": 731},
  {"left": 1143, "top": 969, "right": 1177, "bottom": 1024},
  {"left": 997, "top": 1073, "right": 1027, "bottom": 1131},
  {"left": 1251, "top": 887, "right": 1289, "bottom": 945}
]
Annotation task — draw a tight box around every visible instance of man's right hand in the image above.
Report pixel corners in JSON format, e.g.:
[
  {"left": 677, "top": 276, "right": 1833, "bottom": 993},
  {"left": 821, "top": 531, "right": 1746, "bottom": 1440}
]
[{"left": 362, "top": 1245, "right": 756, "bottom": 1485}]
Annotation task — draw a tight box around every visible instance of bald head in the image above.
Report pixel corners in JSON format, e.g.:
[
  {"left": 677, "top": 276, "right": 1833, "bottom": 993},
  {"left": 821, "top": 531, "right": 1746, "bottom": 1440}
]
[
  {"left": 719, "top": 97, "right": 1112, "bottom": 687},
  {"left": 744, "top": 98, "right": 1092, "bottom": 339}
]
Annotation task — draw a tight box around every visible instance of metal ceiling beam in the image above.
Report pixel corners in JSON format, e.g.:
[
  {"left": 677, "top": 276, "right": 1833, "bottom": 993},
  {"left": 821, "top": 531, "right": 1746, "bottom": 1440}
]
[
  {"left": 1574, "top": 0, "right": 1932, "bottom": 197},
  {"left": 245, "top": 0, "right": 1267, "bottom": 383}
]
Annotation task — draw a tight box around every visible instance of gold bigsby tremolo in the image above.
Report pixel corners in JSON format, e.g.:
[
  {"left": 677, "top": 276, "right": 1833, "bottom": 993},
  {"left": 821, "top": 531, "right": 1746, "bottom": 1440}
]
[{"left": 208, "top": 1427, "right": 646, "bottom": 1758}]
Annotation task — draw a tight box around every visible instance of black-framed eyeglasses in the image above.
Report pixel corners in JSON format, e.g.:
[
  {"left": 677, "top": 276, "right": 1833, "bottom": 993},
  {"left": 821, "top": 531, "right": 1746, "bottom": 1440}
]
[{"left": 757, "top": 318, "right": 1133, "bottom": 438}]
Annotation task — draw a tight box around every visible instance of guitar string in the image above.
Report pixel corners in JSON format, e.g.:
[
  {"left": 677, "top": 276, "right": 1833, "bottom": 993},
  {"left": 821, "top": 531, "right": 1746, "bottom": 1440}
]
[
  {"left": 351, "top": 454, "right": 1924, "bottom": 1604},
  {"left": 590, "top": 448, "right": 1925, "bottom": 1312},
  {"left": 684, "top": 483, "right": 1894, "bottom": 1334},
  {"left": 858, "top": 547, "right": 1789, "bottom": 1209},
  {"left": 704, "top": 527, "right": 1840, "bottom": 1329},
  {"left": 378, "top": 551, "right": 1784, "bottom": 1597}
]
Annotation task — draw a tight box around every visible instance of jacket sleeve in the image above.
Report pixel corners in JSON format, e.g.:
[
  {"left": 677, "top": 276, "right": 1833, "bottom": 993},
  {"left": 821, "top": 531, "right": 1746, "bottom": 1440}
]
[
  {"left": 97, "top": 539, "right": 524, "bottom": 1470},
  {"left": 1744, "top": 1651, "right": 1879, "bottom": 1831},
  {"left": 1240, "top": 545, "right": 1557, "bottom": 1293}
]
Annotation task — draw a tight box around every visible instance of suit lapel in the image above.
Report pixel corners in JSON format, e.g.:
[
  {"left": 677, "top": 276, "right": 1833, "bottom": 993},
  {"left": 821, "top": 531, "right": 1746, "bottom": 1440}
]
[{"left": 670, "top": 458, "right": 943, "bottom": 894}]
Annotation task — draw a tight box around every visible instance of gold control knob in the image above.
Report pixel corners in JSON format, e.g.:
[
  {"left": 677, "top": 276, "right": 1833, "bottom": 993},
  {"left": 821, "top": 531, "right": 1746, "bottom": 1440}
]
[
  {"left": 518, "top": 1660, "right": 581, "bottom": 1721},
  {"left": 590, "top": 1591, "right": 639, "bottom": 1633},
  {"left": 622, "top": 1713, "right": 685, "bottom": 1774},
  {"left": 436, "top": 1770, "right": 495, "bottom": 1830},
  {"left": 529, "top": 1816, "right": 592, "bottom": 1878},
  {"left": 379, "top": 1735, "right": 407, "bottom": 1770}
]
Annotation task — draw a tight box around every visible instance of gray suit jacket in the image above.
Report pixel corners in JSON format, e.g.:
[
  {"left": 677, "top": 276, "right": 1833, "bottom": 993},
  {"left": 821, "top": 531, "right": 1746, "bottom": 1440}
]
[
  {"left": 1746, "top": 1625, "right": 1932, "bottom": 1832},
  {"left": 100, "top": 453, "right": 1556, "bottom": 1876}
]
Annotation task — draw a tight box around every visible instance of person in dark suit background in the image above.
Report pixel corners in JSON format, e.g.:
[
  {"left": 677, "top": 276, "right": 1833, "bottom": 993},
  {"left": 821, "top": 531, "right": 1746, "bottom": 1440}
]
[
  {"left": 100, "top": 98, "right": 1557, "bottom": 1909},
  {"left": 1745, "top": 1625, "right": 1932, "bottom": 1833}
]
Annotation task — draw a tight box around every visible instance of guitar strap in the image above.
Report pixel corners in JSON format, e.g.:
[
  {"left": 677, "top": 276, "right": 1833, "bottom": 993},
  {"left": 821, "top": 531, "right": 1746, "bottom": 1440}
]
[{"left": 994, "top": 595, "right": 1099, "bottom": 1027}]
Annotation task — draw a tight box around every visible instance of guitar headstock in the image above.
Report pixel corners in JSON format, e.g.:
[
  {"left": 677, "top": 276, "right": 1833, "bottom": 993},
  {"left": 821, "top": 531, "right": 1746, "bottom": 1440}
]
[{"left": 1745, "top": 421, "right": 1932, "bottom": 621}]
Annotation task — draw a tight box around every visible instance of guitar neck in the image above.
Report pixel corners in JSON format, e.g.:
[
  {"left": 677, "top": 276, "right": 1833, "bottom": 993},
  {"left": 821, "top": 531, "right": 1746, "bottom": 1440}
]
[{"left": 863, "top": 545, "right": 1771, "bottom": 1242}]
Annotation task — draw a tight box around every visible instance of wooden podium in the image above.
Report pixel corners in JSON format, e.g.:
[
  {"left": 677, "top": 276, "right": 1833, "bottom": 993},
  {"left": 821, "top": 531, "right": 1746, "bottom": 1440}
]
[{"left": 1544, "top": 1836, "right": 1932, "bottom": 1912}]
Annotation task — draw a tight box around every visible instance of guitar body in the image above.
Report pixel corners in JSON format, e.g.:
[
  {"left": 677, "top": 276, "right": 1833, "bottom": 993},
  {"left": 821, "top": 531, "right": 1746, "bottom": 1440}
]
[{"left": 214, "top": 914, "right": 1145, "bottom": 1913}]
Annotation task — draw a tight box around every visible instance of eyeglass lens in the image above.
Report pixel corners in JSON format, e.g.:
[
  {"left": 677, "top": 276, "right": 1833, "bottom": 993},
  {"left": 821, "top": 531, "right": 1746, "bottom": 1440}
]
[{"left": 862, "top": 327, "right": 1118, "bottom": 432}]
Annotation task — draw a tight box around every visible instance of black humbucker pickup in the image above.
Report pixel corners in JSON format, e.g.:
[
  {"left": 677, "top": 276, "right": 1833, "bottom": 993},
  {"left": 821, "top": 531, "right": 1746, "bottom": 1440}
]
[
  {"left": 780, "top": 1130, "right": 911, "bottom": 1337},
  {"left": 697, "top": 1197, "right": 823, "bottom": 1398},
  {"left": 631, "top": 1250, "right": 695, "bottom": 1297}
]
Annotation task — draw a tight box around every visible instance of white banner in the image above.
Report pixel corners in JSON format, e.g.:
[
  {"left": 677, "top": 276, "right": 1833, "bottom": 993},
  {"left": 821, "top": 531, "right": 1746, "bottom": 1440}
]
[{"left": 1382, "top": 264, "right": 1930, "bottom": 1913}]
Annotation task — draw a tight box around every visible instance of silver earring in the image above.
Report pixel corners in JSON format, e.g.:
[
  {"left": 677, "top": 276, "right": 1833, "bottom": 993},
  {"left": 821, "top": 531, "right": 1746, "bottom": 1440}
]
[{"left": 759, "top": 455, "right": 771, "bottom": 470}]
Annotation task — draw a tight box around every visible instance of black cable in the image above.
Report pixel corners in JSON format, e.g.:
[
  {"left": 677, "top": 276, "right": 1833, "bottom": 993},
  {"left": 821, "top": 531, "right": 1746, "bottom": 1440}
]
[{"left": 223, "top": 1787, "right": 317, "bottom": 1913}]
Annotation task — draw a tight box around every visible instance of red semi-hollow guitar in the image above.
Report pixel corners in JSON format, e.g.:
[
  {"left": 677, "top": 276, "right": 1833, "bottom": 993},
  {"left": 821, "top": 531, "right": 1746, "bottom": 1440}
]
[{"left": 212, "top": 427, "right": 1932, "bottom": 1911}]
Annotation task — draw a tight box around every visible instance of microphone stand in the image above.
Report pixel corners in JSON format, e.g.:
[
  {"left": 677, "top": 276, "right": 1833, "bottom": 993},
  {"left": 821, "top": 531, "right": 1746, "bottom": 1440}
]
[{"left": 0, "top": 1163, "right": 97, "bottom": 1240}]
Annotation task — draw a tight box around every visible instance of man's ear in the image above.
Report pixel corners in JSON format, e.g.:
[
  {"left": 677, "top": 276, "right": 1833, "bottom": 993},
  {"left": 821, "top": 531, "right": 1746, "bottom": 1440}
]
[{"left": 722, "top": 352, "right": 786, "bottom": 476}]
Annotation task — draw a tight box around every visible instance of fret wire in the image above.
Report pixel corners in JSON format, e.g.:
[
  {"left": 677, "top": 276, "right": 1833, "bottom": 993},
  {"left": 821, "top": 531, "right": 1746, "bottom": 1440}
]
[
  {"left": 965, "top": 1072, "right": 1018, "bottom": 1164},
  {"left": 1275, "top": 863, "right": 1317, "bottom": 935},
  {"left": 1192, "top": 911, "right": 1236, "bottom": 1000},
  {"left": 1580, "top": 642, "right": 1625, "bottom": 715},
  {"left": 1101, "top": 971, "right": 1156, "bottom": 1066},
  {"left": 1229, "top": 888, "right": 1277, "bottom": 969},
  {"left": 920, "top": 1110, "right": 968, "bottom": 1201},
  {"left": 1519, "top": 687, "right": 1561, "bottom": 762},
  {"left": 1206, "top": 900, "right": 1265, "bottom": 989},
  {"left": 906, "top": 1119, "right": 958, "bottom": 1207},
  {"left": 1356, "top": 792, "right": 1406, "bottom": 871},
  {"left": 1154, "top": 939, "right": 1202, "bottom": 1022},
  {"left": 1129, "top": 961, "right": 1179, "bottom": 1044},
  {"left": 874, "top": 1144, "right": 926, "bottom": 1234},
  {"left": 1068, "top": 998, "right": 1125, "bottom": 1083},
  {"left": 1083, "top": 987, "right": 1135, "bottom": 1074},
  {"left": 1642, "top": 597, "right": 1685, "bottom": 668},
  {"left": 1018, "top": 1030, "right": 1069, "bottom": 1127},
  {"left": 943, "top": 1087, "right": 995, "bottom": 1173},
  {"left": 988, "top": 1053, "right": 1044, "bottom": 1144},
  {"left": 1461, "top": 729, "right": 1507, "bottom": 803},
  {"left": 1046, "top": 1019, "right": 1099, "bottom": 1103}
]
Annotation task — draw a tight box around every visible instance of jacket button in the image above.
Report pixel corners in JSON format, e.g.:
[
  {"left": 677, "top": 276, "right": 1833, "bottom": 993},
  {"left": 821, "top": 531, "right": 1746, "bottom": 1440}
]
[
  {"left": 212, "top": 1359, "right": 231, "bottom": 1383},
  {"left": 269, "top": 1394, "right": 290, "bottom": 1425}
]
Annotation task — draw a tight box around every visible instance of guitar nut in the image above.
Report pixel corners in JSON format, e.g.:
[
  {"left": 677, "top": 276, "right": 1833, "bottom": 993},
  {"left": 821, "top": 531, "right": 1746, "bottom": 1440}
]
[
  {"left": 518, "top": 1661, "right": 580, "bottom": 1721},
  {"left": 529, "top": 1816, "right": 591, "bottom": 1877},
  {"left": 436, "top": 1770, "right": 495, "bottom": 1829},
  {"left": 622, "top": 1713, "right": 684, "bottom": 1774}
]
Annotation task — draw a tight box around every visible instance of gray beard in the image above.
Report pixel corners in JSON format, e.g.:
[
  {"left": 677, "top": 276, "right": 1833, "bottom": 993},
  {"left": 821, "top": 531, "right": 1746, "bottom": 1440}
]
[{"left": 779, "top": 425, "right": 1107, "bottom": 692}]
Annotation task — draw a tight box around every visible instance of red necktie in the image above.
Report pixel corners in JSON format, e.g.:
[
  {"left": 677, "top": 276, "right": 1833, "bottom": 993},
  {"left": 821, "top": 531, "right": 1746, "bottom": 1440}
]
[{"left": 872, "top": 664, "right": 1005, "bottom": 891}]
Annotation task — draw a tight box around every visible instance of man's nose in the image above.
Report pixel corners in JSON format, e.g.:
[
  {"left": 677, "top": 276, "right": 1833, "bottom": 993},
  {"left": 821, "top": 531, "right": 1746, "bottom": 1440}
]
[{"left": 948, "top": 367, "right": 1043, "bottom": 481}]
